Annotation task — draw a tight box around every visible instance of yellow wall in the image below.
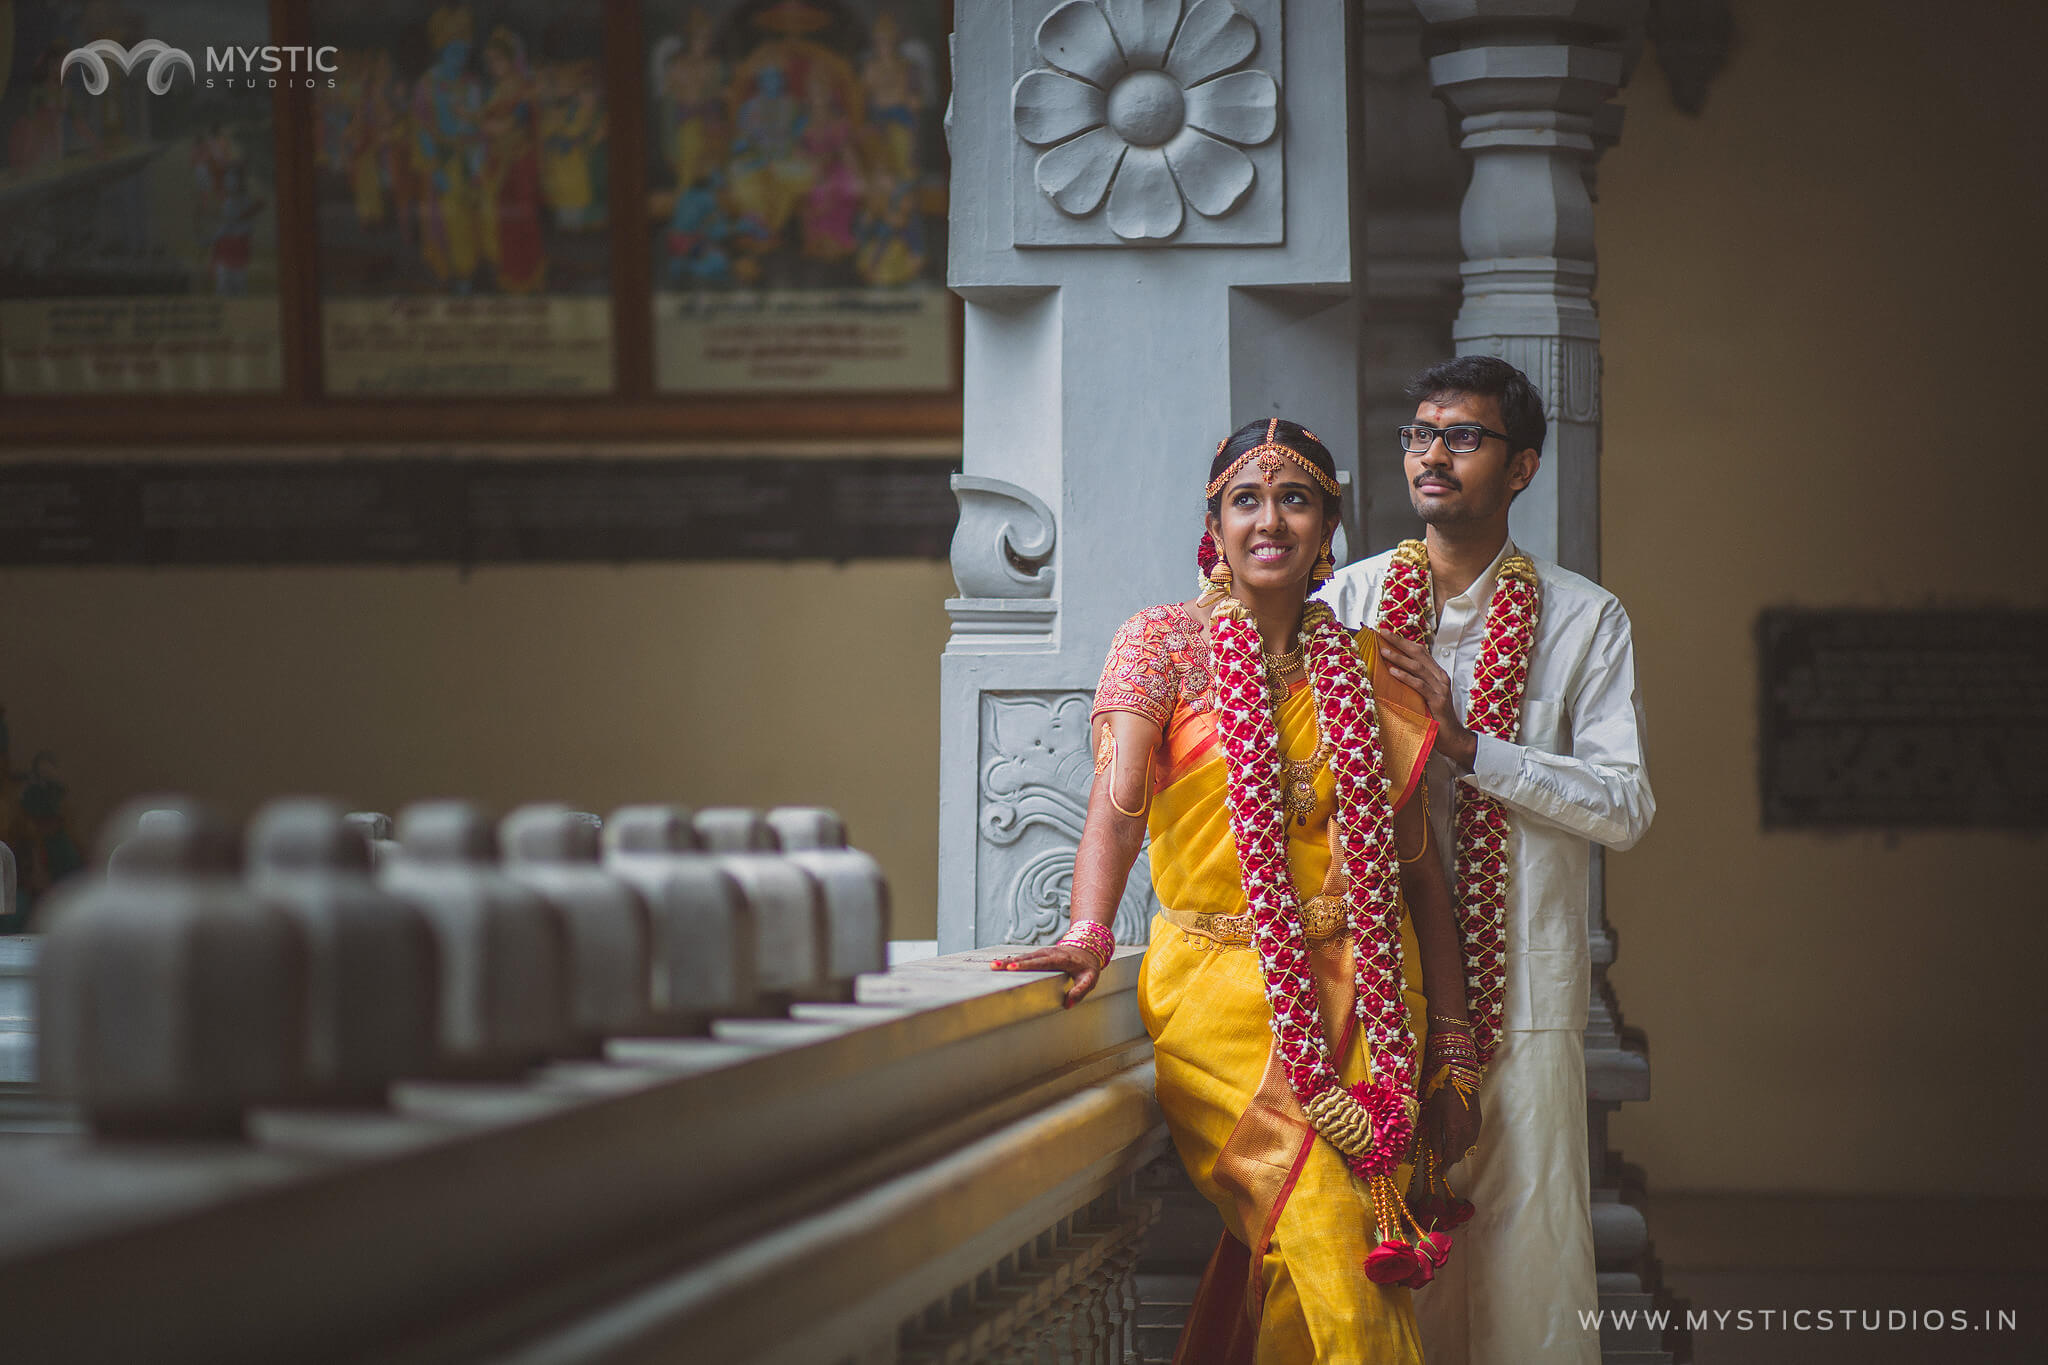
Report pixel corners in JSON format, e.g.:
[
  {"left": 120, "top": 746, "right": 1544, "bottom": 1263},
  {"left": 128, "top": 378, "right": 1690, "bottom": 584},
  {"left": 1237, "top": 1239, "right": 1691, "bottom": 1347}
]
[
  {"left": 0, "top": 562, "right": 956, "bottom": 939},
  {"left": 1598, "top": 0, "right": 2048, "bottom": 1194}
]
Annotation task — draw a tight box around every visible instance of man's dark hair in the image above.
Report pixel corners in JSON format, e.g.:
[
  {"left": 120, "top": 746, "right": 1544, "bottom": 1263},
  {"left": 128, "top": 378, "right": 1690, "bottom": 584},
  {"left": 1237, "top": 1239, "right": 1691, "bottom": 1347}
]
[{"left": 1404, "top": 355, "right": 1546, "bottom": 457}]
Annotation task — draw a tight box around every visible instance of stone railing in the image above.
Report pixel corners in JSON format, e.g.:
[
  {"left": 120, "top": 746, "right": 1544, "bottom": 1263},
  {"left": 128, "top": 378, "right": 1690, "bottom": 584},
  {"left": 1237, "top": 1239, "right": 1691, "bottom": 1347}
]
[{"left": 0, "top": 800, "right": 1166, "bottom": 1364}]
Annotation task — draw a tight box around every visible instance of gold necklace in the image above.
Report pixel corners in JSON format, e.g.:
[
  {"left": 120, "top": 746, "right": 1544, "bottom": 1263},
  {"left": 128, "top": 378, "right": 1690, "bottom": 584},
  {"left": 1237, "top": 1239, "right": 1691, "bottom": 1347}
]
[
  {"left": 1261, "top": 642, "right": 1304, "bottom": 704},
  {"left": 1279, "top": 727, "right": 1333, "bottom": 823},
  {"left": 1276, "top": 665, "right": 1333, "bottom": 823}
]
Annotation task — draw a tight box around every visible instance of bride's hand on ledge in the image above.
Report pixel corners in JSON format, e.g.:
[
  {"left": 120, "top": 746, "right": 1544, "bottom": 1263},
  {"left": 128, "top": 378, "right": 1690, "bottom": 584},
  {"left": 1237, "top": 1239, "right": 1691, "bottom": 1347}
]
[{"left": 991, "top": 944, "right": 1103, "bottom": 1009}]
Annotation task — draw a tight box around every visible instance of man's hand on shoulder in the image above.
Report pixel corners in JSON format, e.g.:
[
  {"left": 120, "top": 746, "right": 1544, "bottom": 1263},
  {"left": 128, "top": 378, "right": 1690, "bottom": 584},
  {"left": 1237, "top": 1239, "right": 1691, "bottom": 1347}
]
[{"left": 1375, "top": 628, "right": 1478, "bottom": 771}]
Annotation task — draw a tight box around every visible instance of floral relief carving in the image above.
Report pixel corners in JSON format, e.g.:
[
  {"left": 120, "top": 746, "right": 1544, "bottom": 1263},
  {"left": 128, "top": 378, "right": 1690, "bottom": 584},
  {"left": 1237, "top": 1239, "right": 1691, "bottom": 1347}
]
[
  {"left": 1012, "top": 0, "right": 1280, "bottom": 242},
  {"left": 980, "top": 691, "right": 1159, "bottom": 945}
]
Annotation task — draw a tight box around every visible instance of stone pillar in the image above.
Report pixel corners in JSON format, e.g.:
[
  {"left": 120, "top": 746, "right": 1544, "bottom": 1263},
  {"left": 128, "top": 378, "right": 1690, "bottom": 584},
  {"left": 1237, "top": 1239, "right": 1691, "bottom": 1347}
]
[
  {"left": 1416, "top": 5, "right": 1685, "bottom": 1358},
  {"left": 1415, "top": 0, "right": 1639, "bottom": 579},
  {"left": 943, "top": 0, "right": 1366, "bottom": 952}
]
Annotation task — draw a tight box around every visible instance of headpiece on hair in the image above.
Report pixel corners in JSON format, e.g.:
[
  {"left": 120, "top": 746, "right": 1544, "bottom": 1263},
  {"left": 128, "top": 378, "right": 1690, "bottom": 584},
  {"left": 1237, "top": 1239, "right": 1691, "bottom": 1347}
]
[{"left": 1205, "top": 418, "right": 1341, "bottom": 500}]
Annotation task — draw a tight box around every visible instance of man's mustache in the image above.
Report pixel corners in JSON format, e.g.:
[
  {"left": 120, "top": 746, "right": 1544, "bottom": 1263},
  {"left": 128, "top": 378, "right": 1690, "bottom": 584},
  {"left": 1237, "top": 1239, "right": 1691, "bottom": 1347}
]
[{"left": 1413, "top": 471, "right": 1462, "bottom": 490}]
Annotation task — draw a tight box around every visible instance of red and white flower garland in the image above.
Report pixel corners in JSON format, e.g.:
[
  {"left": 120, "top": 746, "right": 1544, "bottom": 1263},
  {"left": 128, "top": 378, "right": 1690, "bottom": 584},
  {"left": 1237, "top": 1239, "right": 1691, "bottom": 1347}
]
[
  {"left": 1210, "top": 596, "right": 1446, "bottom": 1284},
  {"left": 1376, "top": 539, "right": 1541, "bottom": 1069}
]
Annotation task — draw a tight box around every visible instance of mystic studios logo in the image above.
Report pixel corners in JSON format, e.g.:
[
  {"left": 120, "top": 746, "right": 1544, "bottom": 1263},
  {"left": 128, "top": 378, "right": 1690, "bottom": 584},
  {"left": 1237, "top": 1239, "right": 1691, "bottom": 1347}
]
[{"left": 60, "top": 39, "right": 339, "bottom": 93}]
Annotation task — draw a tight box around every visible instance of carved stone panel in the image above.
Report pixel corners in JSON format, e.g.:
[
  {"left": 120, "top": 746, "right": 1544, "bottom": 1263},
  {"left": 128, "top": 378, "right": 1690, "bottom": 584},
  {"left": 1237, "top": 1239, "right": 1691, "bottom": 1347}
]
[
  {"left": 978, "top": 691, "right": 1160, "bottom": 945},
  {"left": 1011, "top": 0, "right": 1285, "bottom": 247}
]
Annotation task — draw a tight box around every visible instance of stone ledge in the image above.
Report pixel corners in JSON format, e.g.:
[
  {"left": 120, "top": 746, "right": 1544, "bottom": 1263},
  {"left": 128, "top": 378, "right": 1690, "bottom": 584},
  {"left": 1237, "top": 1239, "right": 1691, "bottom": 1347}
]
[
  {"left": 519, "top": 1062, "right": 1167, "bottom": 1365},
  {"left": 0, "top": 947, "right": 1152, "bottom": 1365}
]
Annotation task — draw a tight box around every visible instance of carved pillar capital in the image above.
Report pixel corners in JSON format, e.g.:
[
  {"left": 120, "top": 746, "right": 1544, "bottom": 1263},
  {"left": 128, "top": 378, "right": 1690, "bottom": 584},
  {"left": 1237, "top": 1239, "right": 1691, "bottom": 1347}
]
[{"left": 1414, "top": 0, "right": 1643, "bottom": 579}]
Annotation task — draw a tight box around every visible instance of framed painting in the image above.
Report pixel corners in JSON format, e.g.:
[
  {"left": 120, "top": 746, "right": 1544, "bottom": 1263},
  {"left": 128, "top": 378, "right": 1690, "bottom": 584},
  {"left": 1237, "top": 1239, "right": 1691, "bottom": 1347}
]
[
  {"left": 0, "top": 0, "right": 286, "bottom": 393},
  {"left": 0, "top": 0, "right": 961, "bottom": 441},
  {"left": 644, "top": 0, "right": 952, "bottom": 394},
  {"left": 307, "top": 0, "right": 614, "bottom": 394}
]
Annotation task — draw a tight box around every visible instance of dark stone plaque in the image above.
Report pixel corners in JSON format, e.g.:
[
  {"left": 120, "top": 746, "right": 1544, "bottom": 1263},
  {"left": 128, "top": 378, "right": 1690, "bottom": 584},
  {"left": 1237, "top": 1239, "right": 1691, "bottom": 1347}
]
[
  {"left": 1758, "top": 609, "right": 2048, "bottom": 829},
  {"left": 0, "top": 456, "right": 958, "bottom": 565}
]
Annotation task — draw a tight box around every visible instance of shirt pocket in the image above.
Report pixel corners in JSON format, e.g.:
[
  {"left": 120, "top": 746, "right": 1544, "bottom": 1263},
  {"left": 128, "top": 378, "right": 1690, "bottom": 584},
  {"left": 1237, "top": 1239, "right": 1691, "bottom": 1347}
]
[{"left": 1515, "top": 696, "right": 1562, "bottom": 750}]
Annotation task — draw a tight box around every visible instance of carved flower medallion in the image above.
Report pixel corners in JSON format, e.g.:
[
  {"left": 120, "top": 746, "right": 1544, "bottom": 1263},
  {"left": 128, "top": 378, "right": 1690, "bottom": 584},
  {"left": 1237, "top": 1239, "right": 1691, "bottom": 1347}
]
[{"left": 1013, "top": 0, "right": 1280, "bottom": 241}]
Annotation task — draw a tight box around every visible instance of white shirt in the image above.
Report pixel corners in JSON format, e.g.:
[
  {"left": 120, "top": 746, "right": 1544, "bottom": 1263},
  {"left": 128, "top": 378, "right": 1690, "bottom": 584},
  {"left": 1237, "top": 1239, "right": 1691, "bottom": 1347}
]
[{"left": 1317, "top": 540, "right": 1654, "bottom": 1031}]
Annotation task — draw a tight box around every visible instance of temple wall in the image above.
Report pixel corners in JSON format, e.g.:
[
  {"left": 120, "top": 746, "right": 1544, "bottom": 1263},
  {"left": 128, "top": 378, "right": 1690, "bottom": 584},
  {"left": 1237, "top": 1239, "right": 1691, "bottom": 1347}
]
[
  {"left": 1598, "top": 0, "right": 2048, "bottom": 1195},
  {"left": 0, "top": 562, "right": 957, "bottom": 939}
]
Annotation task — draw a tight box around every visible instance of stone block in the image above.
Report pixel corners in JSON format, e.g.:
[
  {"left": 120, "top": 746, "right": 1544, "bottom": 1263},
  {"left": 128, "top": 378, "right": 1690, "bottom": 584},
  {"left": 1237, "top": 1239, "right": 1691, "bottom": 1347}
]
[
  {"left": 1591, "top": 1190, "right": 1650, "bottom": 1270},
  {"left": 246, "top": 799, "right": 439, "bottom": 1104},
  {"left": 722, "top": 853, "right": 830, "bottom": 1009},
  {"left": 379, "top": 801, "right": 570, "bottom": 1076},
  {"left": 782, "top": 848, "right": 891, "bottom": 1002},
  {"left": 606, "top": 804, "right": 698, "bottom": 854},
  {"left": 37, "top": 797, "right": 307, "bottom": 1138},
  {"left": 104, "top": 806, "right": 202, "bottom": 876},
  {"left": 692, "top": 808, "right": 828, "bottom": 1010},
  {"left": 764, "top": 806, "right": 885, "bottom": 999},
  {"left": 765, "top": 806, "right": 848, "bottom": 852},
  {"left": 602, "top": 805, "right": 757, "bottom": 1033},
  {"left": 343, "top": 812, "right": 402, "bottom": 873},
  {"left": 691, "top": 806, "right": 778, "bottom": 853},
  {"left": 500, "top": 804, "right": 652, "bottom": 1049}
]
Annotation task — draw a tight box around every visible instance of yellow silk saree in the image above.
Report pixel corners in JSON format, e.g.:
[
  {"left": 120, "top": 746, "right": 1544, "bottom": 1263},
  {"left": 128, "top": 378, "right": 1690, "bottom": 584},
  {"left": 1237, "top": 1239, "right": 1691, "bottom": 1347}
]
[{"left": 1098, "top": 607, "right": 1436, "bottom": 1365}]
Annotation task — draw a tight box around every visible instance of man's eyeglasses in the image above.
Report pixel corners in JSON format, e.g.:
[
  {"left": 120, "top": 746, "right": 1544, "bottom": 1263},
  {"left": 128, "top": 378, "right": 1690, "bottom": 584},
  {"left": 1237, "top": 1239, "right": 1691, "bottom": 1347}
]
[{"left": 1397, "top": 423, "right": 1511, "bottom": 455}]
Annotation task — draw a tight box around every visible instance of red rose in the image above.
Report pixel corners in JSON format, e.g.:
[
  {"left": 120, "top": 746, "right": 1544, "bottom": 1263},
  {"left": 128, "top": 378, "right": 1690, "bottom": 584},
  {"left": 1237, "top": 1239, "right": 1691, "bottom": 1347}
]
[
  {"left": 1418, "top": 1230, "right": 1453, "bottom": 1267},
  {"left": 1401, "top": 1259, "right": 1437, "bottom": 1290},
  {"left": 1364, "top": 1240, "right": 1421, "bottom": 1285}
]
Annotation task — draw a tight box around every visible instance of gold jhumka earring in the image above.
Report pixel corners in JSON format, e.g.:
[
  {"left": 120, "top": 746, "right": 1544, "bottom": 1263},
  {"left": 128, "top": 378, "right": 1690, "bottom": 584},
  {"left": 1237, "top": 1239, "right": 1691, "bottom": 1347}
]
[
  {"left": 1198, "top": 531, "right": 1232, "bottom": 603},
  {"left": 1312, "top": 540, "right": 1335, "bottom": 585}
]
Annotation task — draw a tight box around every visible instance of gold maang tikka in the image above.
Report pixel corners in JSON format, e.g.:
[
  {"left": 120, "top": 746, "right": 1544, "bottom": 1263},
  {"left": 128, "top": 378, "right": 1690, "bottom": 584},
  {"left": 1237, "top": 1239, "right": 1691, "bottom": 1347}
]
[{"left": 1204, "top": 420, "right": 1342, "bottom": 500}]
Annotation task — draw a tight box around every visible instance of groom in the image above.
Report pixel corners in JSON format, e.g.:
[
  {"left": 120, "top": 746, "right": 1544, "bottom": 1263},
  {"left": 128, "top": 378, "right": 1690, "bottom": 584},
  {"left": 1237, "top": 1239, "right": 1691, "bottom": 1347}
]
[{"left": 1318, "top": 355, "right": 1655, "bottom": 1364}]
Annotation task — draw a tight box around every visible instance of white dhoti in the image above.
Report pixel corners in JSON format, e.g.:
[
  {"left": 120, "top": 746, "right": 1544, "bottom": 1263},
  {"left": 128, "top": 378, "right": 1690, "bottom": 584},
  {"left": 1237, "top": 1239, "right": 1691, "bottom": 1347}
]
[{"left": 1415, "top": 1027, "right": 1600, "bottom": 1365}]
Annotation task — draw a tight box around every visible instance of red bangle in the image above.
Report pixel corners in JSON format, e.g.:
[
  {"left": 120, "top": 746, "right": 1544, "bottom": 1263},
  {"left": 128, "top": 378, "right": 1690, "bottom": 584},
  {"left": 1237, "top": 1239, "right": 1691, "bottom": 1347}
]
[{"left": 1058, "top": 920, "right": 1116, "bottom": 967}]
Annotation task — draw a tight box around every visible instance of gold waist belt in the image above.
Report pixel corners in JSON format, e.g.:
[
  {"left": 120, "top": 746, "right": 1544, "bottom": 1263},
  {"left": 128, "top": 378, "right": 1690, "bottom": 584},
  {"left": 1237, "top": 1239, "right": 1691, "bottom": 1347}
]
[{"left": 1161, "top": 894, "right": 1352, "bottom": 948}]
